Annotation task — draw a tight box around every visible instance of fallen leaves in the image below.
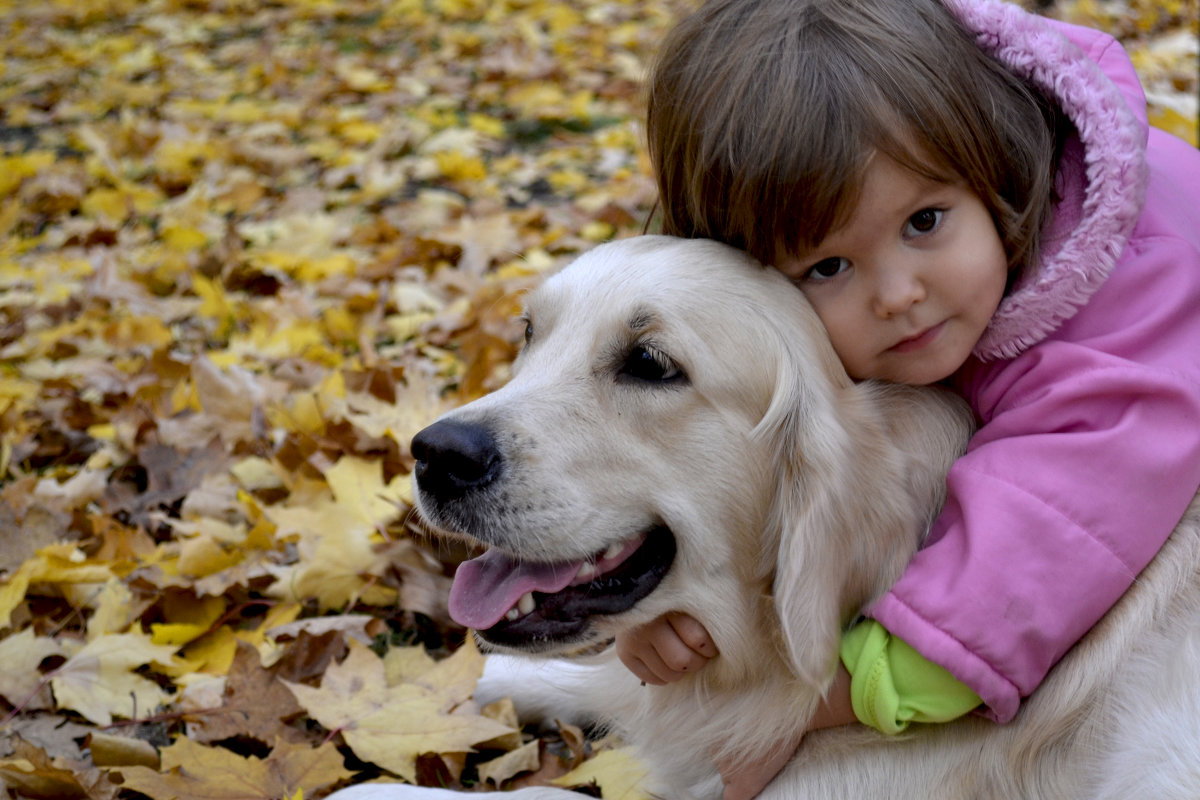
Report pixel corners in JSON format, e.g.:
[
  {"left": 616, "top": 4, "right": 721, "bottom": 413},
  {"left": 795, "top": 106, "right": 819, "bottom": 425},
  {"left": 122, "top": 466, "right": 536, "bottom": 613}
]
[
  {"left": 50, "top": 633, "right": 181, "bottom": 728},
  {"left": 1, "top": 0, "right": 677, "bottom": 789},
  {"left": 183, "top": 640, "right": 306, "bottom": 747},
  {"left": 285, "top": 640, "right": 514, "bottom": 783},
  {"left": 116, "top": 737, "right": 351, "bottom": 800},
  {"left": 0, "top": 0, "right": 1195, "bottom": 797}
]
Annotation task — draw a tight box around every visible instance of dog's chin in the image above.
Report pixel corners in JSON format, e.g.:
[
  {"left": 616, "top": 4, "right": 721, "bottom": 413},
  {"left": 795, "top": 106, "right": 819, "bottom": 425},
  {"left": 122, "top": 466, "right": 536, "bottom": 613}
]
[{"left": 473, "top": 526, "right": 676, "bottom": 653}]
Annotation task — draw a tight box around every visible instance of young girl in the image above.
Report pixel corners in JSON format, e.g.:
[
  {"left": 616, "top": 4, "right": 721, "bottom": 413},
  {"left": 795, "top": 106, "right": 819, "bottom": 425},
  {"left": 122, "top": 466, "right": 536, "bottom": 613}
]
[{"left": 618, "top": 0, "right": 1200, "bottom": 796}]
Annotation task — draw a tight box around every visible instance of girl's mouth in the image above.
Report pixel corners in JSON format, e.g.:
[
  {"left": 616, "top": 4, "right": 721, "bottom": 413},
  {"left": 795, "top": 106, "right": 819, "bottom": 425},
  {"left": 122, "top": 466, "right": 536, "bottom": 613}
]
[{"left": 890, "top": 321, "right": 945, "bottom": 353}]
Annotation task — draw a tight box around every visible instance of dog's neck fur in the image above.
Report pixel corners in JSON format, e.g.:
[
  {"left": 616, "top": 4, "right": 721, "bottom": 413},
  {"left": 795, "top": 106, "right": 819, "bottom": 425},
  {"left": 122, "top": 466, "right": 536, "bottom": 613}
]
[{"left": 625, "top": 381, "right": 974, "bottom": 783}]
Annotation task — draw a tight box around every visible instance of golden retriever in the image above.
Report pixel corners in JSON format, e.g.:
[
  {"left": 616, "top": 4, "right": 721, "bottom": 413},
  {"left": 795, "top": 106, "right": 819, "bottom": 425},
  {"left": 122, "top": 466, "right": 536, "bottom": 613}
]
[{"left": 331, "top": 236, "right": 1200, "bottom": 800}]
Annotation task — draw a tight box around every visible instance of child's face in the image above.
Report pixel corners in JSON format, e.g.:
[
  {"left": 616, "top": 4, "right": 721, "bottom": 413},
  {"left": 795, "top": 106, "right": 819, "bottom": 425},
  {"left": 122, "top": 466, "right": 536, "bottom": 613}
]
[{"left": 777, "top": 156, "right": 1008, "bottom": 385}]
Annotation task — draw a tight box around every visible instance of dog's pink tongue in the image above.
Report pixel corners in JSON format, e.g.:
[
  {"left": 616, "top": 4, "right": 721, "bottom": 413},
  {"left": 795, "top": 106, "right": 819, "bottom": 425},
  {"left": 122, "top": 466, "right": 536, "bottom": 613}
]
[{"left": 449, "top": 550, "right": 582, "bottom": 630}]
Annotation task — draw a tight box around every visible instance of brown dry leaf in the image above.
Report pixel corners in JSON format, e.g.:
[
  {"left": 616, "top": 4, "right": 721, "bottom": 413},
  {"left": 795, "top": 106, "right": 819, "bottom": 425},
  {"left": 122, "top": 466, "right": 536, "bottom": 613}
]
[
  {"left": 0, "top": 483, "right": 68, "bottom": 575},
  {"left": 477, "top": 739, "right": 542, "bottom": 787},
  {"left": 0, "top": 736, "right": 117, "bottom": 800},
  {"left": 185, "top": 640, "right": 307, "bottom": 746},
  {"left": 0, "top": 715, "right": 94, "bottom": 764},
  {"left": 85, "top": 732, "right": 160, "bottom": 769},
  {"left": 506, "top": 722, "right": 590, "bottom": 791},
  {"left": 267, "top": 630, "right": 353, "bottom": 687}
]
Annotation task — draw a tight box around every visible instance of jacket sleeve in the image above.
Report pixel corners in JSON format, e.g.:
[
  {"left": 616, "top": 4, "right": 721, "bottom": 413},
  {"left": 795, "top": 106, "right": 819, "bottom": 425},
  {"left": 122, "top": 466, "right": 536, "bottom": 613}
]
[
  {"left": 841, "top": 620, "right": 981, "bottom": 734},
  {"left": 870, "top": 336, "right": 1200, "bottom": 722}
]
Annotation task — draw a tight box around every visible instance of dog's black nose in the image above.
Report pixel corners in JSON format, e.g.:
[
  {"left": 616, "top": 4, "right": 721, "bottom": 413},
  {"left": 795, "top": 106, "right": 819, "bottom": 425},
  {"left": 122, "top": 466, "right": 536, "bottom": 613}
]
[{"left": 411, "top": 419, "right": 502, "bottom": 501}]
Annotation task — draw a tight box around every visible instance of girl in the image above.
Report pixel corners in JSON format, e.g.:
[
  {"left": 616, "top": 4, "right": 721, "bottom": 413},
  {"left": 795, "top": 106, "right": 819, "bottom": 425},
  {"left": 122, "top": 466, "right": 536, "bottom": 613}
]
[{"left": 618, "top": 0, "right": 1200, "bottom": 796}]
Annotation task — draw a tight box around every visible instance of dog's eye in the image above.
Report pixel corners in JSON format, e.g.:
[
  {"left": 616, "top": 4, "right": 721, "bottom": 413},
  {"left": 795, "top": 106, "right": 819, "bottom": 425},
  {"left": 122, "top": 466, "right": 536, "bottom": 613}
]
[
  {"left": 523, "top": 320, "right": 533, "bottom": 344},
  {"left": 620, "top": 346, "right": 684, "bottom": 383}
]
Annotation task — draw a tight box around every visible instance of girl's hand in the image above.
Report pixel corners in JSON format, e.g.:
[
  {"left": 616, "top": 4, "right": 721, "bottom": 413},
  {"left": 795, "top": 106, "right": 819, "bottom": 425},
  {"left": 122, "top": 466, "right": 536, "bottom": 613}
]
[
  {"left": 615, "top": 611, "right": 718, "bottom": 685},
  {"left": 716, "top": 732, "right": 804, "bottom": 800},
  {"left": 715, "top": 666, "right": 856, "bottom": 800}
]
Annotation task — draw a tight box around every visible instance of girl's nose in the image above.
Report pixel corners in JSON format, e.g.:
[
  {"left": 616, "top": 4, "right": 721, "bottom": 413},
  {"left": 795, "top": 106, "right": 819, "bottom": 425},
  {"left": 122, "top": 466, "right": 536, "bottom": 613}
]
[{"left": 871, "top": 264, "right": 926, "bottom": 318}]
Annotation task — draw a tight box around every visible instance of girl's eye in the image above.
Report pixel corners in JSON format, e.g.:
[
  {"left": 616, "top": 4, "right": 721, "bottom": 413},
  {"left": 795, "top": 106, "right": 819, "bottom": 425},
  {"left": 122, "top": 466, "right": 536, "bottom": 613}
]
[
  {"left": 804, "top": 257, "right": 850, "bottom": 282},
  {"left": 905, "top": 208, "right": 944, "bottom": 236}
]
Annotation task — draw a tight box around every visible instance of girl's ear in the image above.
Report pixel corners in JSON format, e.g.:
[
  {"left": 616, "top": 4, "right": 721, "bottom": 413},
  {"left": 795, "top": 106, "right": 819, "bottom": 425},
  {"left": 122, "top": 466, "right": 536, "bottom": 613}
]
[{"left": 757, "top": 345, "right": 962, "bottom": 692}]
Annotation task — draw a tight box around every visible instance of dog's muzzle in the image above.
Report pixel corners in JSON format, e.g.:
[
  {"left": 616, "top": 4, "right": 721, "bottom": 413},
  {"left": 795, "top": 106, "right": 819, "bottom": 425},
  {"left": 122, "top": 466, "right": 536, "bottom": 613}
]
[{"left": 411, "top": 418, "right": 677, "bottom": 651}]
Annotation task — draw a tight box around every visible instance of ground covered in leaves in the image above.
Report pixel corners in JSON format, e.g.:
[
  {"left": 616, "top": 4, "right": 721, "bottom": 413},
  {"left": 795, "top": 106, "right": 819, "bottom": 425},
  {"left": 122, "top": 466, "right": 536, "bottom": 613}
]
[{"left": 0, "top": 0, "right": 1196, "bottom": 798}]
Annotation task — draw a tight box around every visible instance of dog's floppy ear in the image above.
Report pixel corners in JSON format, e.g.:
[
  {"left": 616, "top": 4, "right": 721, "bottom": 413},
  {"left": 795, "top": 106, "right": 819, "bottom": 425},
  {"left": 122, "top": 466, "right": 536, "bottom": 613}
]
[{"left": 756, "top": 338, "right": 943, "bottom": 692}]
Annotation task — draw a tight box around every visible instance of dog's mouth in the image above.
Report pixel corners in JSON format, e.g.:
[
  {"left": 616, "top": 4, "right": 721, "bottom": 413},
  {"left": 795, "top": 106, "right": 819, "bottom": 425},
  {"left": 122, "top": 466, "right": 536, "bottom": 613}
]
[{"left": 447, "top": 526, "right": 676, "bottom": 649}]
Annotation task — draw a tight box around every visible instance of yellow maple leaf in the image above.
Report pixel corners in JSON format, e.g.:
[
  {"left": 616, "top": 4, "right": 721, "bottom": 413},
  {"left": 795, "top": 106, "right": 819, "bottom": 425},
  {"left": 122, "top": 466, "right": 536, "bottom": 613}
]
[
  {"left": 283, "top": 641, "right": 516, "bottom": 782},
  {"left": 434, "top": 150, "right": 488, "bottom": 182},
  {"left": 104, "top": 314, "right": 174, "bottom": 352},
  {"left": 264, "top": 496, "right": 396, "bottom": 610},
  {"left": 382, "top": 645, "right": 438, "bottom": 685},
  {"left": 552, "top": 748, "right": 654, "bottom": 800},
  {"left": 176, "top": 625, "right": 240, "bottom": 676},
  {"left": 161, "top": 223, "right": 210, "bottom": 253},
  {"left": 230, "top": 456, "right": 289, "bottom": 493},
  {"left": 0, "top": 546, "right": 115, "bottom": 629},
  {"left": 177, "top": 532, "right": 246, "bottom": 578},
  {"left": 0, "top": 628, "right": 64, "bottom": 709},
  {"left": 50, "top": 632, "right": 180, "bottom": 726},
  {"left": 325, "top": 455, "right": 408, "bottom": 529},
  {"left": 193, "top": 273, "right": 239, "bottom": 336},
  {"left": 478, "top": 739, "right": 541, "bottom": 787},
  {"left": 0, "top": 152, "right": 55, "bottom": 197},
  {"left": 340, "top": 368, "right": 450, "bottom": 466},
  {"left": 257, "top": 456, "right": 407, "bottom": 604},
  {"left": 406, "top": 634, "right": 485, "bottom": 702},
  {"left": 150, "top": 593, "right": 226, "bottom": 647},
  {"left": 86, "top": 578, "right": 141, "bottom": 638},
  {"left": 117, "top": 737, "right": 351, "bottom": 800}
]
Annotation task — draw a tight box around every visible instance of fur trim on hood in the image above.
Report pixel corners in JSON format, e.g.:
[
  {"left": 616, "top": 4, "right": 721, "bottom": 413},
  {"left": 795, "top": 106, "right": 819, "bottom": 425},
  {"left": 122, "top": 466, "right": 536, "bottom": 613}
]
[{"left": 950, "top": 0, "right": 1149, "bottom": 361}]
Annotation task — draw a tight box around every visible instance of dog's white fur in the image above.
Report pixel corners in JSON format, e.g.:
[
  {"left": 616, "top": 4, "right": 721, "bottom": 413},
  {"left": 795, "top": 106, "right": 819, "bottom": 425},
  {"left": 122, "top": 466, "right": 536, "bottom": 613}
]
[{"left": 331, "top": 237, "right": 1200, "bottom": 800}]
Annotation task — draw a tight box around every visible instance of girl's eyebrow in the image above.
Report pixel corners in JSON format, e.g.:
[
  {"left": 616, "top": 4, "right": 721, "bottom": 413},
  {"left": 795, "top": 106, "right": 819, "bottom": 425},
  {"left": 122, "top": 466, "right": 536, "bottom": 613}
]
[
  {"left": 875, "top": 182, "right": 961, "bottom": 226},
  {"left": 798, "top": 184, "right": 954, "bottom": 261}
]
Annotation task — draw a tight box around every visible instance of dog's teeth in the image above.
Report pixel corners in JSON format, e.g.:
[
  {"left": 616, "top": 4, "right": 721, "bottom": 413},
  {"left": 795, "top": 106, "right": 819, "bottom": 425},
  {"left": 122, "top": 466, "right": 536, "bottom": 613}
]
[
  {"left": 505, "top": 607, "right": 520, "bottom": 621},
  {"left": 577, "top": 562, "right": 596, "bottom": 581},
  {"left": 603, "top": 543, "right": 624, "bottom": 561},
  {"left": 517, "top": 592, "right": 535, "bottom": 615}
]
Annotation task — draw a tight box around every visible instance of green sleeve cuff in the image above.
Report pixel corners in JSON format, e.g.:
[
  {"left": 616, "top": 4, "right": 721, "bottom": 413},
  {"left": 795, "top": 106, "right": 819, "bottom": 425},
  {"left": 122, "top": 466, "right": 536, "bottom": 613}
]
[{"left": 840, "top": 620, "right": 981, "bottom": 735}]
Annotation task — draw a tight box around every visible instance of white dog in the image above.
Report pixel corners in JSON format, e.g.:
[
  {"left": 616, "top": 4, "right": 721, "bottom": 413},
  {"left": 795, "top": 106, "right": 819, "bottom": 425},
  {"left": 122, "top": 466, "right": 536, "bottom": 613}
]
[{"left": 332, "top": 237, "right": 1200, "bottom": 800}]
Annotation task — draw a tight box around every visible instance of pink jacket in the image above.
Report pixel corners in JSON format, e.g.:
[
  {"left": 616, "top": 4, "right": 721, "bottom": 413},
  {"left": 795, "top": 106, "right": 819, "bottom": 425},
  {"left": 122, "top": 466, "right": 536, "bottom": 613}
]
[{"left": 869, "top": 0, "right": 1200, "bottom": 723}]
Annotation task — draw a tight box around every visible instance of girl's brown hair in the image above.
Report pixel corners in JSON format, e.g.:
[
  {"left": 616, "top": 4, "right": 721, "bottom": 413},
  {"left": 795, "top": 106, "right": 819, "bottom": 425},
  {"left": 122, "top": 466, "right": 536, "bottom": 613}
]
[{"left": 646, "top": 0, "right": 1068, "bottom": 275}]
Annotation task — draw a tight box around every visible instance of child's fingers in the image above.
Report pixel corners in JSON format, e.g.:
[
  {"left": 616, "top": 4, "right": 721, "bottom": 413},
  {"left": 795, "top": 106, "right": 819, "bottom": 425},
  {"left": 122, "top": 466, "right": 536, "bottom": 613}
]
[
  {"left": 615, "top": 624, "right": 672, "bottom": 684},
  {"left": 634, "top": 649, "right": 681, "bottom": 685},
  {"left": 621, "top": 652, "right": 668, "bottom": 686},
  {"left": 617, "top": 633, "right": 680, "bottom": 684},
  {"left": 666, "top": 611, "right": 719, "bottom": 658},
  {"left": 650, "top": 624, "right": 711, "bottom": 675},
  {"left": 616, "top": 615, "right": 710, "bottom": 683}
]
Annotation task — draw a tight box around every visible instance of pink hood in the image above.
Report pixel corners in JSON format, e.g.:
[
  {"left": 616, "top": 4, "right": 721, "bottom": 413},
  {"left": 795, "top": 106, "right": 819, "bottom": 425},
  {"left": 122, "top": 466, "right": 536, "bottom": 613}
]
[{"left": 952, "top": 0, "right": 1150, "bottom": 360}]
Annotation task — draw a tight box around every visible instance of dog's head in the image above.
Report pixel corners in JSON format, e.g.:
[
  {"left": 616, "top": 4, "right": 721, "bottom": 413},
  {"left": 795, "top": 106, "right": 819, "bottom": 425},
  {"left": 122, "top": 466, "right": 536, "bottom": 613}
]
[{"left": 411, "top": 236, "right": 970, "bottom": 687}]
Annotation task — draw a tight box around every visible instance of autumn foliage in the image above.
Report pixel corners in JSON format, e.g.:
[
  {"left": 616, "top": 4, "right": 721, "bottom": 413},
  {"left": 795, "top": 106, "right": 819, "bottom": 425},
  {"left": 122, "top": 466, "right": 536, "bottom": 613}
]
[{"left": 0, "top": 0, "right": 1196, "bottom": 797}]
